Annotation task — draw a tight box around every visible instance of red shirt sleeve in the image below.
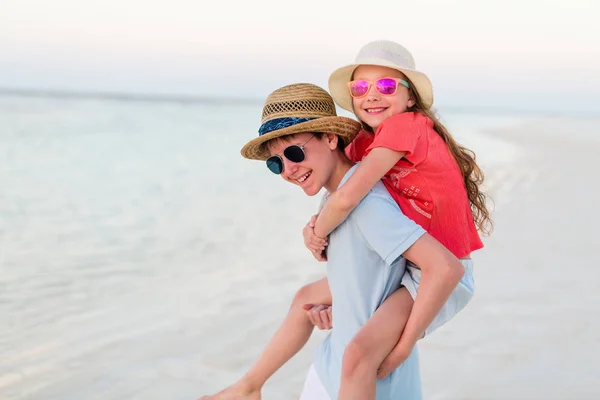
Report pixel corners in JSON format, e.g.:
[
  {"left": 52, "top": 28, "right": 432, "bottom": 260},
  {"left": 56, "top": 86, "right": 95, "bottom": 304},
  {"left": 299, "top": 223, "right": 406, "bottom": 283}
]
[
  {"left": 345, "top": 130, "right": 372, "bottom": 162},
  {"left": 366, "top": 112, "right": 424, "bottom": 161},
  {"left": 345, "top": 137, "right": 359, "bottom": 162}
]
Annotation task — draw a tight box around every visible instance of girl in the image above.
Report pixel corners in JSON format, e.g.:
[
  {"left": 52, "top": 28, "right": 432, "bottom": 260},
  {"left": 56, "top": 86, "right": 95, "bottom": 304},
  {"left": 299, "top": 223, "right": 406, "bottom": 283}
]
[
  {"left": 201, "top": 40, "right": 491, "bottom": 400},
  {"left": 301, "top": 39, "right": 492, "bottom": 399}
]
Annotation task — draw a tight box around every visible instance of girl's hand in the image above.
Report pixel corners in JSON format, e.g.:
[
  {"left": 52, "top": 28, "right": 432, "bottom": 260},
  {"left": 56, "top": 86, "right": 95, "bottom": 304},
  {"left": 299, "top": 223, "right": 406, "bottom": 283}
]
[
  {"left": 376, "top": 341, "right": 414, "bottom": 379},
  {"left": 303, "top": 214, "right": 328, "bottom": 253}
]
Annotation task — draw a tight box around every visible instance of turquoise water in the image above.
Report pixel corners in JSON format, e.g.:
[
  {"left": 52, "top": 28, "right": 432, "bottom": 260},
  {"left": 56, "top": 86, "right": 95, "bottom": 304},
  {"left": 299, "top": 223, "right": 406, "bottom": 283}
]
[{"left": 0, "top": 94, "right": 523, "bottom": 399}]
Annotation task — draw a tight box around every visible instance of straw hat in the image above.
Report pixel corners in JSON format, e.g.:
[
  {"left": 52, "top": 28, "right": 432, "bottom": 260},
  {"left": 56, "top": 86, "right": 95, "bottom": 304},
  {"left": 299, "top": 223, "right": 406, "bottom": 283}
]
[
  {"left": 241, "top": 83, "right": 362, "bottom": 160},
  {"left": 329, "top": 40, "right": 434, "bottom": 112}
]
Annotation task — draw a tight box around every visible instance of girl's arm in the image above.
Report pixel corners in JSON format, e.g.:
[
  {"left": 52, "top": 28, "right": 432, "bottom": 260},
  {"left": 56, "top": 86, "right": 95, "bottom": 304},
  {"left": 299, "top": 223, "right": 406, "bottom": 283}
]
[{"left": 313, "top": 147, "right": 406, "bottom": 238}]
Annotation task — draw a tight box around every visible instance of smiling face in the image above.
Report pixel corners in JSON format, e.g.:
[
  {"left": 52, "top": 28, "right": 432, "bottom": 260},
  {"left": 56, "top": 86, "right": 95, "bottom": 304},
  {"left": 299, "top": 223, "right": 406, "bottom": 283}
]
[
  {"left": 351, "top": 65, "right": 415, "bottom": 132},
  {"left": 265, "top": 132, "right": 342, "bottom": 196}
]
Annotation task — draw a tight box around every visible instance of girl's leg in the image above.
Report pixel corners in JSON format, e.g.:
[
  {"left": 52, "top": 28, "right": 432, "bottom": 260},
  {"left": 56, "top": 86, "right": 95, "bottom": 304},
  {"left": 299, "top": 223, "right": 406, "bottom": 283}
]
[
  {"left": 200, "top": 277, "right": 331, "bottom": 400},
  {"left": 380, "top": 260, "right": 474, "bottom": 368},
  {"left": 338, "top": 288, "right": 413, "bottom": 400}
]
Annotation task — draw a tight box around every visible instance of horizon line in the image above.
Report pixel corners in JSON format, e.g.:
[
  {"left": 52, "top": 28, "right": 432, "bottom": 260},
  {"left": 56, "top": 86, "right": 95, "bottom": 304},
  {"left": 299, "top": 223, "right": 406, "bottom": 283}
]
[
  {"left": 0, "top": 87, "right": 264, "bottom": 105},
  {"left": 1, "top": 87, "right": 598, "bottom": 118}
]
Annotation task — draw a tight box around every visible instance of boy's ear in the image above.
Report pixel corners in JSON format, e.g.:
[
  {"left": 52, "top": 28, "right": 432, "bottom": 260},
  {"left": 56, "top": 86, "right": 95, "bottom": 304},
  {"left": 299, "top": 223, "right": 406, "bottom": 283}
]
[{"left": 325, "top": 133, "right": 339, "bottom": 150}]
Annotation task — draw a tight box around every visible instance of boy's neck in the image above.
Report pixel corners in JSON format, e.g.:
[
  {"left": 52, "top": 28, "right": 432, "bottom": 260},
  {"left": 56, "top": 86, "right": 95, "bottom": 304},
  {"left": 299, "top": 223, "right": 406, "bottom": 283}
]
[{"left": 324, "top": 156, "right": 355, "bottom": 193}]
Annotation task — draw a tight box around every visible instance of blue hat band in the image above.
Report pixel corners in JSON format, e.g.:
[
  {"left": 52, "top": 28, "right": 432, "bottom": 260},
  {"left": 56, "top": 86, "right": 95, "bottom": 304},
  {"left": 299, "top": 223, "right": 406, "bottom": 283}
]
[{"left": 258, "top": 117, "right": 316, "bottom": 136}]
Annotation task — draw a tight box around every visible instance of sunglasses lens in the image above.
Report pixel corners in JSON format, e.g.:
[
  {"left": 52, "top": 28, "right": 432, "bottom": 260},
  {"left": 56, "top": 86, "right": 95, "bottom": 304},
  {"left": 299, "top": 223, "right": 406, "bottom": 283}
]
[
  {"left": 283, "top": 145, "right": 305, "bottom": 163},
  {"left": 376, "top": 78, "right": 398, "bottom": 95},
  {"left": 266, "top": 156, "right": 283, "bottom": 174},
  {"left": 350, "top": 80, "right": 369, "bottom": 97}
]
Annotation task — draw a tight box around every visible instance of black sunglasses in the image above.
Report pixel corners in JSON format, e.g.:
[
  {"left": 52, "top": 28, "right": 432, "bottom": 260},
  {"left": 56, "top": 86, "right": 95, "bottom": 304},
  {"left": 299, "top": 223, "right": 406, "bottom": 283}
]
[{"left": 266, "top": 135, "right": 315, "bottom": 174}]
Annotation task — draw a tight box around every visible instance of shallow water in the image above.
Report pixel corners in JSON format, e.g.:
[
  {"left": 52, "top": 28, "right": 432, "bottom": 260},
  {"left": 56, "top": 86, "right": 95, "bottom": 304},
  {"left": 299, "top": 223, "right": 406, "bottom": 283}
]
[{"left": 1, "top": 95, "right": 532, "bottom": 399}]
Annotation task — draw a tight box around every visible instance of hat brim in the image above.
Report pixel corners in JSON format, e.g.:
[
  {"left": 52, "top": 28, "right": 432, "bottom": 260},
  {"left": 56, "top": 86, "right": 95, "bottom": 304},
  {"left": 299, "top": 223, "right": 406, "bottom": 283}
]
[
  {"left": 241, "top": 116, "right": 362, "bottom": 161},
  {"left": 328, "top": 60, "right": 434, "bottom": 113}
]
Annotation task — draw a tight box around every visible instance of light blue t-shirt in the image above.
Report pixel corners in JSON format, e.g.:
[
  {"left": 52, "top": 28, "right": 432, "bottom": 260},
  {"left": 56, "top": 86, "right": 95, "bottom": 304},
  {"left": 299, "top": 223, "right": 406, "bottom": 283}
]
[{"left": 314, "top": 164, "right": 426, "bottom": 400}]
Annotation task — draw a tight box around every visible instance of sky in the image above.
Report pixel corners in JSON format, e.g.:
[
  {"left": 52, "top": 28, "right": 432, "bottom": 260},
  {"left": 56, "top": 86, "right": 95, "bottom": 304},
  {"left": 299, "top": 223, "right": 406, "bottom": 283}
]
[{"left": 1, "top": 0, "right": 599, "bottom": 113}]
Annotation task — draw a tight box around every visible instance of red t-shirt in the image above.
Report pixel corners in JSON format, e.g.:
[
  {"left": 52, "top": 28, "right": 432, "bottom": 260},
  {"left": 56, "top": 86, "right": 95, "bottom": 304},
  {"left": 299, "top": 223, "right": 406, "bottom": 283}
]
[{"left": 345, "top": 112, "right": 483, "bottom": 258}]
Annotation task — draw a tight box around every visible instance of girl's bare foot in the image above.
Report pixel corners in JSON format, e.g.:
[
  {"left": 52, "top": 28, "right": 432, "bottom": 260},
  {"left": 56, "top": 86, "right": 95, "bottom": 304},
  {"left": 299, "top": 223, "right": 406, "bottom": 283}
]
[{"left": 199, "top": 381, "right": 261, "bottom": 400}]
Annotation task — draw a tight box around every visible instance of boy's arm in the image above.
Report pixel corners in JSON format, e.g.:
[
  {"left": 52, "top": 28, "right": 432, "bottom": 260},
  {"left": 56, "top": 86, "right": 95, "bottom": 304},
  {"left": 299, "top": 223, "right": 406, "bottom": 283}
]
[{"left": 313, "top": 147, "right": 405, "bottom": 238}]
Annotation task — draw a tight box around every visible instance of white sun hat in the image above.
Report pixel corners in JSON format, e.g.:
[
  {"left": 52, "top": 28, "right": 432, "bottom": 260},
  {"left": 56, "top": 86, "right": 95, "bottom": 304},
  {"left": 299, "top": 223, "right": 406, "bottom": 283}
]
[{"left": 328, "top": 40, "right": 434, "bottom": 112}]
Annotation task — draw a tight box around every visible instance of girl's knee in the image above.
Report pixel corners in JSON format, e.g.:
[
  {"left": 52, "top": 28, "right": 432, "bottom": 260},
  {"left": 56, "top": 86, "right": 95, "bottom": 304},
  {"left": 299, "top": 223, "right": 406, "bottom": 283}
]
[
  {"left": 341, "top": 336, "right": 379, "bottom": 376},
  {"left": 292, "top": 283, "right": 315, "bottom": 306},
  {"left": 292, "top": 279, "right": 329, "bottom": 307}
]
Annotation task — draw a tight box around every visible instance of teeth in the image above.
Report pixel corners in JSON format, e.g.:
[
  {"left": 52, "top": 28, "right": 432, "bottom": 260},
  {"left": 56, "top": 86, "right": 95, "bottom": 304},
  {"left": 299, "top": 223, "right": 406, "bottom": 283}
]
[
  {"left": 298, "top": 172, "right": 311, "bottom": 183},
  {"left": 366, "top": 108, "right": 385, "bottom": 113}
]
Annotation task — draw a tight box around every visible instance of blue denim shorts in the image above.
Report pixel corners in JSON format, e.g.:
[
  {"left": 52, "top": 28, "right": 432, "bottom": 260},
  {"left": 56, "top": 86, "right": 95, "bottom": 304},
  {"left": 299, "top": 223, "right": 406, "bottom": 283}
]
[{"left": 401, "top": 259, "right": 475, "bottom": 336}]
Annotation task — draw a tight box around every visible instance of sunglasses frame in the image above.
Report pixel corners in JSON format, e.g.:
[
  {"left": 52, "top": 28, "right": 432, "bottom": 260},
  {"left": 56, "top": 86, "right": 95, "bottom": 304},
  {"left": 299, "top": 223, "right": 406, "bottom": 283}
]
[
  {"left": 266, "top": 134, "right": 315, "bottom": 175},
  {"left": 347, "top": 77, "right": 410, "bottom": 98}
]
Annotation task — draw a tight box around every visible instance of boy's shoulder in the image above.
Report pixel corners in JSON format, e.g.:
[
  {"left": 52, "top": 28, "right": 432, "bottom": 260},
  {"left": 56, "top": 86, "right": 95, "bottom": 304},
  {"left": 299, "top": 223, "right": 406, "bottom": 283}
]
[
  {"left": 355, "top": 182, "right": 398, "bottom": 213},
  {"left": 322, "top": 165, "right": 398, "bottom": 219},
  {"left": 350, "top": 180, "right": 400, "bottom": 225},
  {"left": 346, "top": 163, "right": 397, "bottom": 205}
]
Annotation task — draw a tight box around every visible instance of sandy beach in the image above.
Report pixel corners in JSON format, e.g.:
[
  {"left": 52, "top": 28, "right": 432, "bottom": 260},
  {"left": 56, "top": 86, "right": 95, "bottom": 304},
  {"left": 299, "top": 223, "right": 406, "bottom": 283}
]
[
  {"left": 196, "top": 116, "right": 600, "bottom": 400},
  {"left": 1, "top": 107, "right": 599, "bottom": 400},
  {"left": 1, "top": 0, "right": 598, "bottom": 397}
]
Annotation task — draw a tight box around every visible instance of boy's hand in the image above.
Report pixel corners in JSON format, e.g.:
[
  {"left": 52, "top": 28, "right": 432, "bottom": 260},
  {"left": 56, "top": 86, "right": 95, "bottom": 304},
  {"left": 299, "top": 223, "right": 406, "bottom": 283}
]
[
  {"left": 311, "top": 249, "right": 327, "bottom": 262},
  {"left": 303, "top": 214, "right": 328, "bottom": 261},
  {"left": 376, "top": 341, "right": 414, "bottom": 379},
  {"left": 302, "top": 304, "right": 333, "bottom": 330}
]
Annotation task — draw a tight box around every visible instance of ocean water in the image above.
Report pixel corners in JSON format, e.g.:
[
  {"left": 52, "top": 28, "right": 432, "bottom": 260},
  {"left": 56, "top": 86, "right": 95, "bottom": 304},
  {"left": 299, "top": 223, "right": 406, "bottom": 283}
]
[{"left": 0, "top": 94, "right": 523, "bottom": 399}]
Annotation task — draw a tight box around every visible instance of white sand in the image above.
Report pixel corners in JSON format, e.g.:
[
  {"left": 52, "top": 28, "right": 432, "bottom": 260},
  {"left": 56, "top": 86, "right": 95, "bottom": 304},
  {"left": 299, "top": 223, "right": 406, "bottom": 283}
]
[{"left": 416, "top": 117, "right": 600, "bottom": 399}]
